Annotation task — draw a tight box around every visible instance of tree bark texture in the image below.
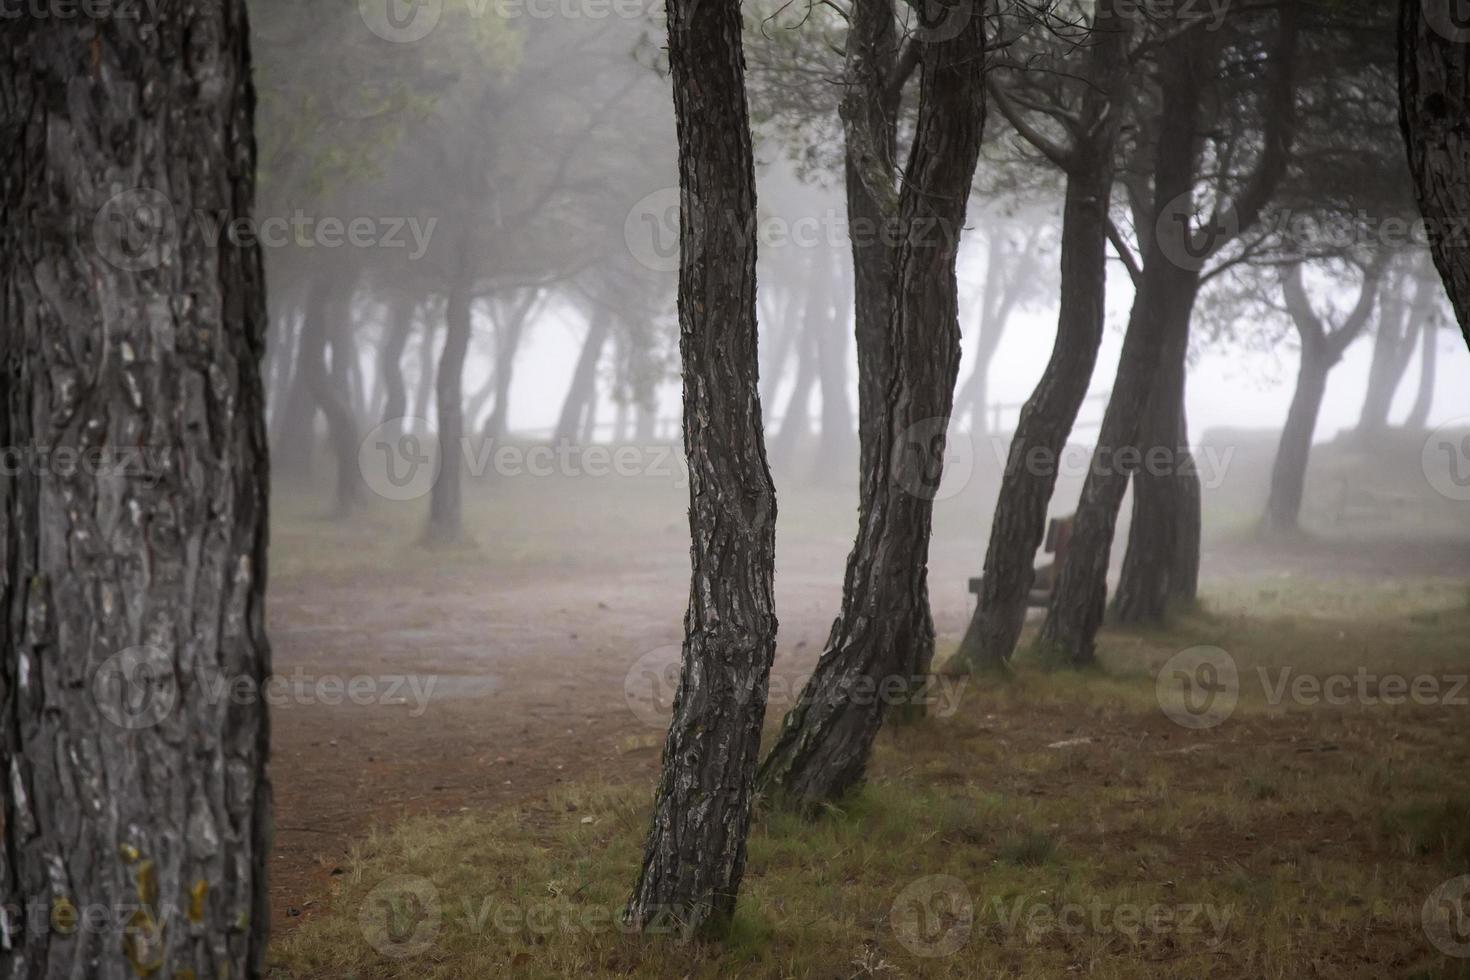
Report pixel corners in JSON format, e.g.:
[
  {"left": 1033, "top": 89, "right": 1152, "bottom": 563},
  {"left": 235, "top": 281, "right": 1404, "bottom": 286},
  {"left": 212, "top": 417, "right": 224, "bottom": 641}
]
[
  {"left": 1, "top": 8, "right": 273, "bottom": 978},
  {"left": 1400, "top": 0, "right": 1470, "bottom": 351},
  {"left": 757, "top": 0, "right": 986, "bottom": 807},
  {"left": 625, "top": 0, "right": 778, "bottom": 937}
]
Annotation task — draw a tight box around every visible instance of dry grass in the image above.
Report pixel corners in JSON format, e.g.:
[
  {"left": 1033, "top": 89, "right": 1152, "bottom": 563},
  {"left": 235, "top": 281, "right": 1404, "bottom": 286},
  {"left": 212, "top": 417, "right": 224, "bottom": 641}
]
[{"left": 269, "top": 579, "right": 1470, "bottom": 979}]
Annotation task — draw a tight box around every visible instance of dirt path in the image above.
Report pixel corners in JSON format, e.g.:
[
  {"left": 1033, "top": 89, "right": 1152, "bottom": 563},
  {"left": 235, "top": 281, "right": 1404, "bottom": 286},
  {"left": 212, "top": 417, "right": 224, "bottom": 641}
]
[{"left": 265, "top": 521, "right": 1470, "bottom": 934}]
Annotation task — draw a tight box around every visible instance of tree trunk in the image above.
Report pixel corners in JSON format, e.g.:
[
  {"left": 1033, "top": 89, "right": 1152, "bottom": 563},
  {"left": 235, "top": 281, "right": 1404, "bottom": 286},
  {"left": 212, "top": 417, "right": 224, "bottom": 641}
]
[
  {"left": 483, "top": 290, "right": 540, "bottom": 440},
  {"left": 1261, "top": 349, "right": 1331, "bottom": 534},
  {"left": 554, "top": 308, "right": 611, "bottom": 444},
  {"left": 624, "top": 0, "right": 778, "bottom": 937},
  {"left": 300, "top": 276, "right": 362, "bottom": 514},
  {"left": 950, "top": 1, "right": 1127, "bottom": 672},
  {"left": 1407, "top": 317, "right": 1438, "bottom": 429},
  {"left": 757, "top": 0, "right": 986, "bottom": 807},
  {"left": 1111, "top": 286, "right": 1202, "bottom": 624},
  {"left": 426, "top": 265, "right": 473, "bottom": 543},
  {"left": 379, "top": 295, "right": 416, "bottom": 425},
  {"left": 770, "top": 274, "right": 824, "bottom": 469},
  {"left": 1036, "top": 31, "right": 1209, "bottom": 667},
  {"left": 840, "top": 0, "right": 901, "bottom": 480},
  {"left": 273, "top": 305, "right": 317, "bottom": 479},
  {"left": 813, "top": 249, "right": 855, "bottom": 478},
  {"left": 1, "top": 9, "right": 273, "bottom": 979},
  {"left": 1355, "top": 276, "right": 1413, "bottom": 442},
  {"left": 1400, "top": 0, "right": 1470, "bottom": 352}
]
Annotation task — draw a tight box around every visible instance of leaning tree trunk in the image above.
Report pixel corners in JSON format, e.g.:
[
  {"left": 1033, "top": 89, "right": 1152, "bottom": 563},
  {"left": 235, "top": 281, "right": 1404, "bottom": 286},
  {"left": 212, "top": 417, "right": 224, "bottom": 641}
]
[
  {"left": 1036, "top": 30, "right": 1208, "bottom": 667},
  {"left": 426, "top": 262, "right": 473, "bottom": 543},
  {"left": 1400, "top": 0, "right": 1470, "bottom": 351},
  {"left": 1, "top": 9, "right": 272, "bottom": 979},
  {"left": 1262, "top": 348, "right": 1331, "bottom": 534},
  {"left": 1406, "top": 315, "right": 1439, "bottom": 429},
  {"left": 554, "top": 307, "right": 611, "bottom": 444},
  {"left": 624, "top": 0, "right": 778, "bottom": 938},
  {"left": 1111, "top": 285, "right": 1202, "bottom": 624},
  {"left": 756, "top": 0, "right": 986, "bottom": 808},
  {"left": 1355, "top": 276, "right": 1414, "bottom": 442},
  {"left": 950, "top": 0, "right": 1128, "bottom": 673}
]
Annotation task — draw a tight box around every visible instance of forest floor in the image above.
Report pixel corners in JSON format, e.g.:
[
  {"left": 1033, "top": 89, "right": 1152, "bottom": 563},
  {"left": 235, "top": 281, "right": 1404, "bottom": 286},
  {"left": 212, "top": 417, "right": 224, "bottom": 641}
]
[{"left": 260, "top": 440, "right": 1470, "bottom": 977}]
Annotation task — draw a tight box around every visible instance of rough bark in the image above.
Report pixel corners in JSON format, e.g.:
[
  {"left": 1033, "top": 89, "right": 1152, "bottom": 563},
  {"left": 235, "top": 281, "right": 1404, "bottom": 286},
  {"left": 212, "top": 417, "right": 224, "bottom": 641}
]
[
  {"left": 757, "top": 0, "right": 986, "bottom": 807},
  {"left": 1400, "top": 0, "right": 1470, "bottom": 352},
  {"left": 840, "top": 0, "right": 903, "bottom": 479},
  {"left": 554, "top": 308, "right": 611, "bottom": 444},
  {"left": 426, "top": 262, "right": 473, "bottom": 543},
  {"left": 1, "top": 8, "right": 273, "bottom": 978},
  {"left": 624, "top": 0, "right": 778, "bottom": 937},
  {"left": 950, "top": 1, "right": 1128, "bottom": 672}
]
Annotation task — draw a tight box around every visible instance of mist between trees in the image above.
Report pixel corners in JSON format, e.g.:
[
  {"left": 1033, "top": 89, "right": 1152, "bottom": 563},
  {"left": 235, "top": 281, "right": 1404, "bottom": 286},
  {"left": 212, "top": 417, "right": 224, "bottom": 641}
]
[{"left": 6, "top": 0, "right": 1470, "bottom": 975}]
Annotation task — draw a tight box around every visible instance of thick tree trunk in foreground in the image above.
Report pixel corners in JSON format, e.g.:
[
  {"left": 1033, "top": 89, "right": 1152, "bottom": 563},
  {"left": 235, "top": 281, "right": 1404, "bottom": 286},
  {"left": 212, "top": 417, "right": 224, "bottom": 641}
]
[
  {"left": 951, "top": 2, "right": 1128, "bottom": 672},
  {"left": 757, "top": 0, "right": 986, "bottom": 807},
  {"left": 1, "top": 9, "right": 272, "bottom": 978},
  {"left": 426, "top": 264, "right": 474, "bottom": 543},
  {"left": 625, "top": 0, "right": 777, "bottom": 937},
  {"left": 1400, "top": 0, "right": 1470, "bottom": 351}
]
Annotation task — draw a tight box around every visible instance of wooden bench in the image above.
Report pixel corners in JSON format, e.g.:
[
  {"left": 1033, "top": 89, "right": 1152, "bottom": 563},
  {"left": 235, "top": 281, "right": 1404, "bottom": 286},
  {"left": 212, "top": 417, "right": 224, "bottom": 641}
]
[{"left": 968, "top": 515, "right": 1075, "bottom": 609}]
